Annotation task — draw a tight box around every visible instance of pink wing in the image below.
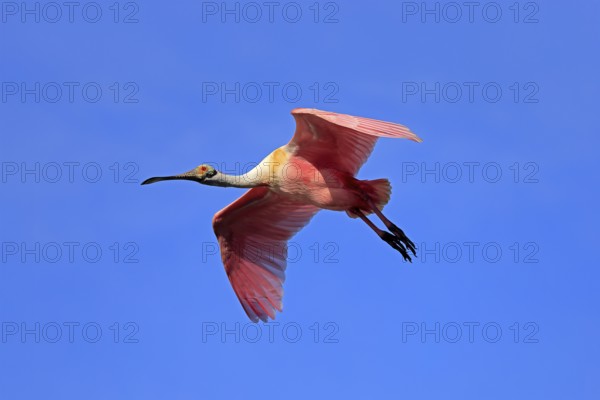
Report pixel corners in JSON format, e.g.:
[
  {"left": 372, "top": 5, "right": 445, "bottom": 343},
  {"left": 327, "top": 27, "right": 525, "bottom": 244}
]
[
  {"left": 212, "top": 186, "right": 320, "bottom": 322},
  {"left": 289, "top": 108, "right": 422, "bottom": 175}
]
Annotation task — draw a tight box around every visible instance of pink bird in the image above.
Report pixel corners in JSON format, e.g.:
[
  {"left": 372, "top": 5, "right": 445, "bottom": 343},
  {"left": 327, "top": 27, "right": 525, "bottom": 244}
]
[{"left": 142, "top": 108, "right": 422, "bottom": 322}]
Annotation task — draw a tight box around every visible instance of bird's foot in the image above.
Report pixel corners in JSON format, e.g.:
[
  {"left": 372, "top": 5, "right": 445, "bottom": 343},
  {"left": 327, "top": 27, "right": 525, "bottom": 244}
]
[
  {"left": 386, "top": 223, "right": 417, "bottom": 257},
  {"left": 380, "top": 231, "right": 413, "bottom": 262}
]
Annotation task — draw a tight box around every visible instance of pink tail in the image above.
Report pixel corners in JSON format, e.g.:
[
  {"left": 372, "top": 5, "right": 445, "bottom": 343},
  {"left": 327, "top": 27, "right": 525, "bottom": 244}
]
[
  {"left": 346, "top": 179, "right": 391, "bottom": 218},
  {"left": 365, "top": 178, "right": 391, "bottom": 209}
]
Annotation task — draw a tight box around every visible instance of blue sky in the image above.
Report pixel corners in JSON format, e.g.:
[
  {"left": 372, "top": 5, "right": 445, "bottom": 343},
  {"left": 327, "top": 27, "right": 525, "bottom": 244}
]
[{"left": 1, "top": 1, "right": 598, "bottom": 398}]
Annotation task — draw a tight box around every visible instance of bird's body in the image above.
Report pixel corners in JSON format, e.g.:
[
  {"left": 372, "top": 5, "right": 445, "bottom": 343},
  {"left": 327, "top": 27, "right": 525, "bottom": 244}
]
[
  {"left": 142, "top": 108, "right": 422, "bottom": 322},
  {"left": 243, "top": 146, "right": 369, "bottom": 212}
]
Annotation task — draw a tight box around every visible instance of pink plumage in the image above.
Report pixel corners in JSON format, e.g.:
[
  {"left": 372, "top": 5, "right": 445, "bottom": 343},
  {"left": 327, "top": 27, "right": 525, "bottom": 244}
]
[{"left": 142, "top": 108, "right": 422, "bottom": 322}]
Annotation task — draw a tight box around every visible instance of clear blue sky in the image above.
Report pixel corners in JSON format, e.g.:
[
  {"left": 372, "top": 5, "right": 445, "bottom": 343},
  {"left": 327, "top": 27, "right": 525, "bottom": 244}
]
[{"left": 1, "top": 1, "right": 598, "bottom": 398}]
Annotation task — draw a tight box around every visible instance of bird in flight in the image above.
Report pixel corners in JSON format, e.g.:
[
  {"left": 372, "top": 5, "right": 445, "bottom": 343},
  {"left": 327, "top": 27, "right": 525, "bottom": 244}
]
[{"left": 142, "top": 108, "right": 422, "bottom": 322}]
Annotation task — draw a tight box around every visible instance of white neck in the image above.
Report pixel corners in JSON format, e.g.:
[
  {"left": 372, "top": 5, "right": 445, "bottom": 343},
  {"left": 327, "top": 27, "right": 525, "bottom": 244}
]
[{"left": 208, "top": 169, "right": 269, "bottom": 188}]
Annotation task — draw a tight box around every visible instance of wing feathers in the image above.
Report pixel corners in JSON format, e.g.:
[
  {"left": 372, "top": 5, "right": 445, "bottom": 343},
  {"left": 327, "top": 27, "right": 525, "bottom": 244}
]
[
  {"left": 294, "top": 108, "right": 421, "bottom": 141},
  {"left": 289, "top": 108, "right": 421, "bottom": 175},
  {"left": 213, "top": 187, "right": 319, "bottom": 322}
]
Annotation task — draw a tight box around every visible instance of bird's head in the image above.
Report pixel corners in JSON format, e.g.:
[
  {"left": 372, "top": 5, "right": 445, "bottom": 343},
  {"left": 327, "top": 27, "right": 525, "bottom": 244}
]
[{"left": 141, "top": 164, "right": 219, "bottom": 186}]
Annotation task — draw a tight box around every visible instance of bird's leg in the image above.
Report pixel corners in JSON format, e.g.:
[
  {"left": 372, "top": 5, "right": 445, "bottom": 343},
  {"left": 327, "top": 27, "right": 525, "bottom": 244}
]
[
  {"left": 352, "top": 208, "right": 413, "bottom": 262},
  {"left": 366, "top": 201, "right": 417, "bottom": 258}
]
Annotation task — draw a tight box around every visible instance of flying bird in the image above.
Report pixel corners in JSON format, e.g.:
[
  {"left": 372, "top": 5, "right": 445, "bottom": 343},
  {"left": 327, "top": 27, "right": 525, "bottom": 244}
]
[{"left": 142, "top": 108, "right": 422, "bottom": 322}]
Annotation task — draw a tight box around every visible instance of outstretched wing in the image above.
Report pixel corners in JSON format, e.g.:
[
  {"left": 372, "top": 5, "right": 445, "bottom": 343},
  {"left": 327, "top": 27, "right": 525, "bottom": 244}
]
[
  {"left": 288, "top": 108, "right": 422, "bottom": 175},
  {"left": 212, "top": 187, "right": 320, "bottom": 322}
]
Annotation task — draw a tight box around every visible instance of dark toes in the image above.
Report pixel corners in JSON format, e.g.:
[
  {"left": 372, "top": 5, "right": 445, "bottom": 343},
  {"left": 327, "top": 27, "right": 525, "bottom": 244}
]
[
  {"left": 380, "top": 231, "right": 412, "bottom": 262},
  {"left": 389, "top": 224, "right": 417, "bottom": 256}
]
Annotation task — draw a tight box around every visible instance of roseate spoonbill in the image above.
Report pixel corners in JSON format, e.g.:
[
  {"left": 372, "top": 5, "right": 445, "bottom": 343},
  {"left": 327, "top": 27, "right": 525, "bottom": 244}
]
[{"left": 142, "top": 108, "right": 422, "bottom": 322}]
